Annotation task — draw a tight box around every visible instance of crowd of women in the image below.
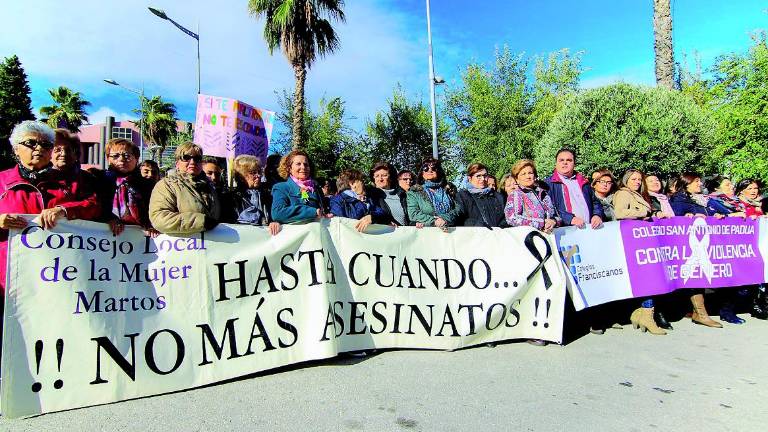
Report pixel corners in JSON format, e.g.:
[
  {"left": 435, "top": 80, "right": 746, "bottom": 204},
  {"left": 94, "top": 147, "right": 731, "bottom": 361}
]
[{"left": 1, "top": 120, "right": 767, "bottom": 344}]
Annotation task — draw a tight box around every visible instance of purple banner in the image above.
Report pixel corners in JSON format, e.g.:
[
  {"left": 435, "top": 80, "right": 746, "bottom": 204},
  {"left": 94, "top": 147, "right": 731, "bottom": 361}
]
[{"left": 620, "top": 217, "right": 763, "bottom": 297}]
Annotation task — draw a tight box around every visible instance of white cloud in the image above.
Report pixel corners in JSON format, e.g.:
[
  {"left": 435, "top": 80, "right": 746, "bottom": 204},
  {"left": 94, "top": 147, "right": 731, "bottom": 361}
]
[
  {"left": 87, "top": 106, "right": 136, "bottom": 124},
  {"left": 0, "top": 0, "right": 429, "bottom": 130}
]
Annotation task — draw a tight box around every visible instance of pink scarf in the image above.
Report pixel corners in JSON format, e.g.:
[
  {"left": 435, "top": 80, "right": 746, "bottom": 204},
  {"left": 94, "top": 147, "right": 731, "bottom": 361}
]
[{"left": 290, "top": 175, "right": 315, "bottom": 200}]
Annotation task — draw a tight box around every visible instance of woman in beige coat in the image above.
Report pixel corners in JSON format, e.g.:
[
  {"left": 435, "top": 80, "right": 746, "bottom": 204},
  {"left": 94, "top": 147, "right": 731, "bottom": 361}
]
[
  {"left": 614, "top": 169, "right": 671, "bottom": 336},
  {"left": 149, "top": 142, "right": 221, "bottom": 234}
]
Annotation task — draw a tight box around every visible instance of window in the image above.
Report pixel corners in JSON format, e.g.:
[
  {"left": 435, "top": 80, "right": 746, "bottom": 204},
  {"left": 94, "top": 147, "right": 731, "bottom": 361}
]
[{"left": 112, "top": 127, "right": 133, "bottom": 140}]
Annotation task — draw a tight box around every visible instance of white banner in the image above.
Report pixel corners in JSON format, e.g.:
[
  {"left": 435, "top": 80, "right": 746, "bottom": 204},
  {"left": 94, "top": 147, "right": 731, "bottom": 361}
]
[{"left": 1, "top": 218, "right": 566, "bottom": 418}]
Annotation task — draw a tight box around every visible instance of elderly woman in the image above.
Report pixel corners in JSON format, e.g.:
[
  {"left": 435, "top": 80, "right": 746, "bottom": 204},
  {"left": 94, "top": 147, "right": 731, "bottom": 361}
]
[
  {"left": 499, "top": 172, "right": 517, "bottom": 200},
  {"left": 149, "top": 142, "right": 220, "bottom": 234},
  {"left": 407, "top": 158, "right": 459, "bottom": 228},
  {"left": 591, "top": 169, "right": 617, "bottom": 222},
  {"left": 98, "top": 138, "right": 156, "bottom": 236},
  {"left": 669, "top": 172, "right": 723, "bottom": 328},
  {"left": 50, "top": 128, "right": 101, "bottom": 219},
  {"left": 645, "top": 174, "right": 675, "bottom": 218},
  {"left": 455, "top": 163, "right": 507, "bottom": 228},
  {"left": 271, "top": 150, "right": 328, "bottom": 224},
  {"left": 330, "top": 169, "right": 386, "bottom": 232},
  {"left": 367, "top": 162, "right": 409, "bottom": 226},
  {"left": 139, "top": 160, "right": 161, "bottom": 182},
  {"left": 504, "top": 159, "right": 559, "bottom": 233},
  {"left": 230, "top": 154, "right": 280, "bottom": 235},
  {"left": 0, "top": 121, "right": 101, "bottom": 294}
]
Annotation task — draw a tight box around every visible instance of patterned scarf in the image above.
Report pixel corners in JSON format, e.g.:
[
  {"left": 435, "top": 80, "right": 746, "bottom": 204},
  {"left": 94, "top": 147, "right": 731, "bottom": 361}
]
[
  {"left": 424, "top": 180, "right": 452, "bottom": 214},
  {"left": 290, "top": 175, "right": 315, "bottom": 201}
]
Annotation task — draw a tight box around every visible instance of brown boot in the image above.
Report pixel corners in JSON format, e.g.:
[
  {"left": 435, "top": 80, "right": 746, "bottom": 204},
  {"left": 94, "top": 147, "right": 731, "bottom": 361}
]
[
  {"left": 691, "top": 293, "right": 723, "bottom": 328},
  {"left": 630, "top": 307, "right": 667, "bottom": 335}
]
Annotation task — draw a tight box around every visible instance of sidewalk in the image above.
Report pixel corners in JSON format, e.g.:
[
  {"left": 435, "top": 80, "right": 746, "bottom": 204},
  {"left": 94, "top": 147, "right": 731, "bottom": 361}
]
[{"left": 2, "top": 316, "right": 765, "bottom": 431}]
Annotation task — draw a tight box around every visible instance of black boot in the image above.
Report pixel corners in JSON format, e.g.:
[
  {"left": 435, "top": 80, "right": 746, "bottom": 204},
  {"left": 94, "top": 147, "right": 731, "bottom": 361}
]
[
  {"left": 654, "top": 309, "right": 673, "bottom": 330},
  {"left": 751, "top": 288, "right": 768, "bottom": 320}
]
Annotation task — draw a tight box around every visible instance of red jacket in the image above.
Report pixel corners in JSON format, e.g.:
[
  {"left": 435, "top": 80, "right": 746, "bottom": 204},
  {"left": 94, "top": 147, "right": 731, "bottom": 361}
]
[{"left": 0, "top": 166, "right": 100, "bottom": 295}]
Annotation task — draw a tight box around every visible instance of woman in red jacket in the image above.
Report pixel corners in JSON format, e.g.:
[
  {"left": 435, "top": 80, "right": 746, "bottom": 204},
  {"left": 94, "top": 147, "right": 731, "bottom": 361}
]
[{"left": 0, "top": 121, "right": 100, "bottom": 296}]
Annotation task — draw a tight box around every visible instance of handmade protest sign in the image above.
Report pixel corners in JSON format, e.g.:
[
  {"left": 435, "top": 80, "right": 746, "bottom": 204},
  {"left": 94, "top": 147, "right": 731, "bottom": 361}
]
[
  {"left": 556, "top": 217, "right": 767, "bottom": 310},
  {"left": 1, "top": 218, "right": 566, "bottom": 418},
  {"left": 193, "top": 94, "right": 275, "bottom": 162}
]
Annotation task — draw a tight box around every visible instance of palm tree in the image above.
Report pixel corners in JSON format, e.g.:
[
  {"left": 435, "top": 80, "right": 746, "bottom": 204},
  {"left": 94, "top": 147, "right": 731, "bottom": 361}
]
[
  {"left": 133, "top": 96, "right": 178, "bottom": 165},
  {"left": 39, "top": 86, "right": 91, "bottom": 132},
  {"left": 653, "top": 0, "right": 674, "bottom": 89},
  {"left": 248, "top": 0, "right": 345, "bottom": 150}
]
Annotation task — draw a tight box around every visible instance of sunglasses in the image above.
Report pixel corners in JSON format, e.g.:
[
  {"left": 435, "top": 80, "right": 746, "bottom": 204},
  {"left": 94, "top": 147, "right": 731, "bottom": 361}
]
[
  {"left": 108, "top": 152, "right": 135, "bottom": 160},
  {"left": 18, "top": 139, "right": 54, "bottom": 150},
  {"left": 422, "top": 165, "right": 438, "bottom": 173},
  {"left": 180, "top": 154, "right": 203, "bottom": 163}
]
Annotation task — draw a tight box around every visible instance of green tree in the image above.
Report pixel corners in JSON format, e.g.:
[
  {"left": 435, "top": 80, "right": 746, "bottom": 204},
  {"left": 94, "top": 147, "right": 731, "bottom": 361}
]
[
  {"left": 445, "top": 47, "right": 581, "bottom": 178},
  {"left": 133, "top": 96, "right": 178, "bottom": 165},
  {"left": 274, "top": 90, "right": 358, "bottom": 178},
  {"left": 248, "top": 0, "right": 345, "bottom": 150},
  {"left": 0, "top": 55, "right": 35, "bottom": 138},
  {"left": 535, "top": 83, "right": 716, "bottom": 178},
  {"left": 705, "top": 32, "right": 768, "bottom": 184},
  {"left": 366, "top": 86, "right": 452, "bottom": 175},
  {"left": 39, "top": 86, "right": 91, "bottom": 132}
]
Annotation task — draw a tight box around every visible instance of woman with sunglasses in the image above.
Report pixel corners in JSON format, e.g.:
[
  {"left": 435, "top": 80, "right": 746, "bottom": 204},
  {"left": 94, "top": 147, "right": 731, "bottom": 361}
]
[
  {"left": 271, "top": 150, "right": 329, "bottom": 223},
  {"left": 0, "top": 121, "right": 102, "bottom": 295},
  {"left": 97, "top": 138, "right": 157, "bottom": 236},
  {"left": 149, "top": 142, "right": 221, "bottom": 234},
  {"left": 406, "top": 158, "right": 460, "bottom": 229}
]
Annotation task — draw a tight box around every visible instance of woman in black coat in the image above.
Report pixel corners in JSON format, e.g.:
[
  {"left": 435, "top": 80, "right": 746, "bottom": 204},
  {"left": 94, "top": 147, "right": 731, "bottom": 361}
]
[
  {"left": 455, "top": 163, "right": 507, "bottom": 228},
  {"left": 366, "top": 161, "right": 410, "bottom": 226}
]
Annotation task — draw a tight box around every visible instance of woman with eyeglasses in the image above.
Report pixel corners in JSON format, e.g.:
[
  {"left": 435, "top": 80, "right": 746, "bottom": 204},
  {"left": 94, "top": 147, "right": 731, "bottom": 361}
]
[
  {"left": 591, "top": 169, "right": 617, "bottom": 222},
  {"left": 50, "top": 128, "right": 101, "bottom": 220},
  {"left": 230, "top": 154, "right": 280, "bottom": 235},
  {"left": 0, "top": 121, "right": 102, "bottom": 295},
  {"left": 406, "top": 158, "right": 460, "bottom": 229},
  {"left": 149, "top": 142, "right": 221, "bottom": 234},
  {"left": 97, "top": 138, "right": 157, "bottom": 236},
  {"left": 455, "top": 163, "right": 507, "bottom": 228},
  {"left": 504, "top": 159, "right": 559, "bottom": 233},
  {"left": 271, "top": 150, "right": 329, "bottom": 224}
]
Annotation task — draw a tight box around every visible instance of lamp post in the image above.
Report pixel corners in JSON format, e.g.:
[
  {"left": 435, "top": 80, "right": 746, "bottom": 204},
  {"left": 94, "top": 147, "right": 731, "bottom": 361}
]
[
  {"left": 148, "top": 7, "right": 201, "bottom": 94},
  {"left": 103, "top": 79, "right": 145, "bottom": 161},
  {"left": 426, "top": 0, "right": 443, "bottom": 159}
]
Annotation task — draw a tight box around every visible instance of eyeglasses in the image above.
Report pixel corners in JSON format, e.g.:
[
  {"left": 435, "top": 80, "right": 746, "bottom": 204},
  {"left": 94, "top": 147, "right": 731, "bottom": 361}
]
[
  {"left": 108, "top": 152, "right": 135, "bottom": 160},
  {"left": 18, "top": 139, "right": 54, "bottom": 150},
  {"left": 422, "top": 165, "right": 438, "bottom": 173},
  {"left": 180, "top": 154, "right": 203, "bottom": 163},
  {"left": 595, "top": 180, "right": 613, "bottom": 185}
]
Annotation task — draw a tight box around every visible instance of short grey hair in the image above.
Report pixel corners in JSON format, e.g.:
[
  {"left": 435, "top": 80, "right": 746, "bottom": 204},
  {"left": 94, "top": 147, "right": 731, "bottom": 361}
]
[{"left": 9, "top": 121, "right": 55, "bottom": 149}]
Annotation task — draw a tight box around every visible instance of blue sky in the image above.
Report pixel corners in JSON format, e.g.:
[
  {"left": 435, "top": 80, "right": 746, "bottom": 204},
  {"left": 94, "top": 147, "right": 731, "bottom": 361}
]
[{"left": 1, "top": 0, "right": 766, "bottom": 137}]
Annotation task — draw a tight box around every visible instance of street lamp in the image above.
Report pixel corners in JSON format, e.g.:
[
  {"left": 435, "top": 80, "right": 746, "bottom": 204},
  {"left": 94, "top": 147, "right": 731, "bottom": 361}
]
[
  {"left": 103, "top": 79, "right": 145, "bottom": 161},
  {"left": 148, "top": 6, "right": 201, "bottom": 94},
  {"left": 426, "top": 0, "right": 440, "bottom": 159}
]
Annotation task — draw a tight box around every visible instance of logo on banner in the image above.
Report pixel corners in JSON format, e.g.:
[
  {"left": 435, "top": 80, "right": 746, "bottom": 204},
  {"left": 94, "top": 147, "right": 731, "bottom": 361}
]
[{"left": 559, "top": 245, "right": 581, "bottom": 282}]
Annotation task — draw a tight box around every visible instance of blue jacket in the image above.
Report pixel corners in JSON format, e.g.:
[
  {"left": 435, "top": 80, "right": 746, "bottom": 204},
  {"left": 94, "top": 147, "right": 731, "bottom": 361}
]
[
  {"left": 330, "top": 192, "right": 386, "bottom": 221},
  {"left": 545, "top": 171, "right": 604, "bottom": 225},
  {"left": 271, "top": 180, "right": 325, "bottom": 223},
  {"left": 669, "top": 192, "right": 711, "bottom": 216}
]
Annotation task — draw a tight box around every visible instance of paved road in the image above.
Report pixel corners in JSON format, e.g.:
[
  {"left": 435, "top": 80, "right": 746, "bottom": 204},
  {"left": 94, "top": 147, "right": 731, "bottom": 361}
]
[{"left": 2, "top": 316, "right": 766, "bottom": 431}]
